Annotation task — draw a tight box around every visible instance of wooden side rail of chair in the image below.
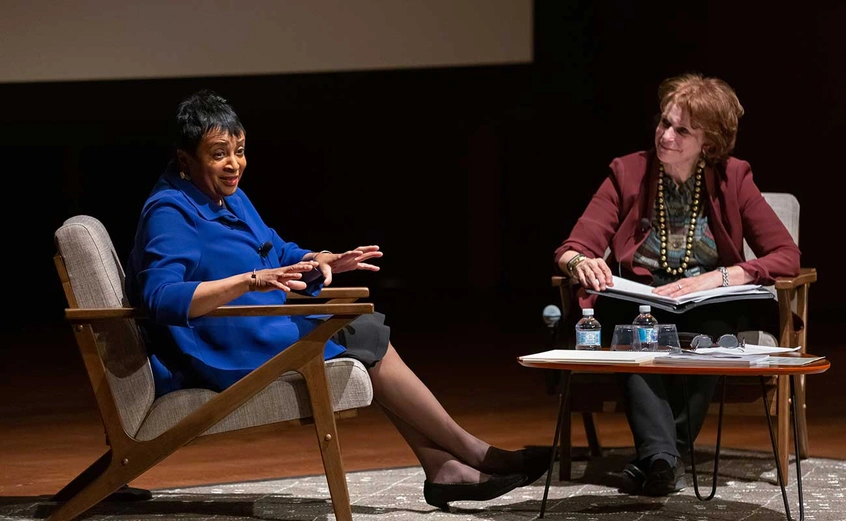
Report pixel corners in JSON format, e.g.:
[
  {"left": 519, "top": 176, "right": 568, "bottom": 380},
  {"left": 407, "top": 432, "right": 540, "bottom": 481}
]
[
  {"left": 65, "top": 302, "right": 374, "bottom": 321},
  {"left": 286, "top": 287, "right": 370, "bottom": 302}
]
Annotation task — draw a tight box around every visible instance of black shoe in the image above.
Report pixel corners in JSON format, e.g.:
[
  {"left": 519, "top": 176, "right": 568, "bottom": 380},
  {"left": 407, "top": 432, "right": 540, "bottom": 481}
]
[
  {"left": 104, "top": 485, "right": 153, "bottom": 502},
  {"left": 423, "top": 473, "right": 527, "bottom": 511},
  {"left": 619, "top": 462, "right": 647, "bottom": 494},
  {"left": 518, "top": 446, "right": 555, "bottom": 486},
  {"left": 642, "top": 458, "right": 685, "bottom": 497}
]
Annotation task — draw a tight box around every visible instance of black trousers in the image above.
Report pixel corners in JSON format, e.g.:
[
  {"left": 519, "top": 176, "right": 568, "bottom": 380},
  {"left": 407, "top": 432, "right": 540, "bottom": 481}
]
[
  {"left": 590, "top": 297, "right": 784, "bottom": 465},
  {"left": 617, "top": 372, "right": 719, "bottom": 463}
]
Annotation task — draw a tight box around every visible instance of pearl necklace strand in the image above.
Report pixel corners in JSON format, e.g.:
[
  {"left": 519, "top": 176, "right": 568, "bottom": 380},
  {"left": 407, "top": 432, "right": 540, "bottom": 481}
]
[{"left": 657, "top": 160, "right": 704, "bottom": 276}]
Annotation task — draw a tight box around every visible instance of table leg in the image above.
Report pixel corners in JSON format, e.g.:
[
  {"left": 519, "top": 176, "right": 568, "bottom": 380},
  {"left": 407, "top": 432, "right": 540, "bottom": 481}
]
[
  {"left": 686, "top": 375, "right": 724, "bottom": 500},
  {"left": 540, "top": 369, "right": 571, "bottom": 519},
  {"left": 761, "top": 375, "right": 805, "bottom": 521}
]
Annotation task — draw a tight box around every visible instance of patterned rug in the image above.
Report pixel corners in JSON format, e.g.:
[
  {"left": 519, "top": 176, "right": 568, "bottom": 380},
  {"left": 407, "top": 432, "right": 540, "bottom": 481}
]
[{"left": 2, "top": 447, "right": 844, "bottom": 520}]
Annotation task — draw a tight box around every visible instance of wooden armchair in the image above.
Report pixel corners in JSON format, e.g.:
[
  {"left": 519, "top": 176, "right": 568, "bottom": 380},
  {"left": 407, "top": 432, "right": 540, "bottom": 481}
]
[
  {"left": 548, "top": 193, "right": 815, "bottom": 483},
  {"left": 50, "top": 215, "right": 375, "bottom": 521}
]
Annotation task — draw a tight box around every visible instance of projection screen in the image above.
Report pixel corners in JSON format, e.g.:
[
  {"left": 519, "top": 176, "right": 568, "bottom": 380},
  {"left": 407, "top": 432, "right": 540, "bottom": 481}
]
[{"left": 0, "top": 0, "right": 532, "bottom": 83}]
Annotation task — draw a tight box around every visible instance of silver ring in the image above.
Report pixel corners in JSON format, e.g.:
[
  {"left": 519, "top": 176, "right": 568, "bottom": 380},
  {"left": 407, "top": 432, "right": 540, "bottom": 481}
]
[{"left": 677, "top": 283, "right": 683, "bottom": 290}]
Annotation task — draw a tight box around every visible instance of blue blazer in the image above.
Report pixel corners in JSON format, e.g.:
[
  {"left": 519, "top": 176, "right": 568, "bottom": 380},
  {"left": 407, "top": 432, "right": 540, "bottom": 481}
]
[{"left": 126, "top": 162, "right": 345, "bottom": 395}]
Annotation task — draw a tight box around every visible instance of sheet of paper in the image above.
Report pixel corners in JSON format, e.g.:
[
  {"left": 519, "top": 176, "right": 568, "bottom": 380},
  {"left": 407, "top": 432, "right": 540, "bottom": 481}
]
[
  {"left": 764, "top": 356, "right": 825, "bottom": 366},
  {"left": 653, "top": 353, "right": 771, "bottom": 366},
  {"left": 518, "top": 349, "right": 667, "bottom": 364},
  {"left": 691, "top": 345, "right": 802, "bottom": 356}
]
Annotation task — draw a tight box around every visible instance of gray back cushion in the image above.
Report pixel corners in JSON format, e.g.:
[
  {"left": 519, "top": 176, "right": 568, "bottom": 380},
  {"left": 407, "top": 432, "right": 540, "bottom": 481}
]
[
  {"left": 54, "top": 215, "right": 155, "bottom": 437},
  {"left": 743, "top": 192, "right": 800, "bottom": 260}
]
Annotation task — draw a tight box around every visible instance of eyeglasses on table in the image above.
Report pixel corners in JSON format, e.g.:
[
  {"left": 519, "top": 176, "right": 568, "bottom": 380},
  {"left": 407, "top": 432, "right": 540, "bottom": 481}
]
[{"left": 688, "top": 333, "right": 746, "bottom": 350}]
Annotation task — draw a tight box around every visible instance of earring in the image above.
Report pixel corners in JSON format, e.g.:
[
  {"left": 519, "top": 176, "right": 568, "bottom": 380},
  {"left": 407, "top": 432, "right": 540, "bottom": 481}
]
[{"left": 179, "top": 171, "right": 189, "bottom": 180}]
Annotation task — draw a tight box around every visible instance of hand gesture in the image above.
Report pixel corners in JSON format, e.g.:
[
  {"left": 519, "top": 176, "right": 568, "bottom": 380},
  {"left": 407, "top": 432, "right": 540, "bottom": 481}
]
[
  {"left": 314, "top": 246, "right": 382, "bottom": 286},
  {"left": 253, "top": 261, "right": 319, "bottom": 292}
]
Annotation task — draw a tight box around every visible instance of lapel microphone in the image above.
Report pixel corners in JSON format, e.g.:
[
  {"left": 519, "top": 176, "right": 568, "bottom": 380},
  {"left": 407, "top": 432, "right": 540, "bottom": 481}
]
[{"left": 258, "top": 241, "right": 273, "bottom": 257}]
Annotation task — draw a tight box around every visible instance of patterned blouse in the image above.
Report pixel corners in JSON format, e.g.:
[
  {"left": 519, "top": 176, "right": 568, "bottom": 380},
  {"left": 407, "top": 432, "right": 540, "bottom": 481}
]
[{"left": 633, "top": 173, "right": 720, "bottom": 285}]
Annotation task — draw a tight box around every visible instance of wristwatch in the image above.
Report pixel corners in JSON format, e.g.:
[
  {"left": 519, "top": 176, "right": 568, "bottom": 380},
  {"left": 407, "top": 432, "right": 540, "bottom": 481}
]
[{"left": 566, "top": 254, "right": 587, "bottom": 277}]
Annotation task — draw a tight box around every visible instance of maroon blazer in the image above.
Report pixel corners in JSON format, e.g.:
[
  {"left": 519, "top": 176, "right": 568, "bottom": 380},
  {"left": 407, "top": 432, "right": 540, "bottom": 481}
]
[{"left": 554, "top": 150, "right": 801, "bottom": 308}]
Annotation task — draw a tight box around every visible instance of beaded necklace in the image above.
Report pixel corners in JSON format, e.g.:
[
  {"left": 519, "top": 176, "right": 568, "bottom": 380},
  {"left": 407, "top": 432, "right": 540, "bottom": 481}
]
[{"left": 657, "top": 160, "right": 704, "bottom": 276}]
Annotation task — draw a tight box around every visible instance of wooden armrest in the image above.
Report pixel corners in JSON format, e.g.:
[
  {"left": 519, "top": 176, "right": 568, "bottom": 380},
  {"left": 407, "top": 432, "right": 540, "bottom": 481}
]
[
  {"left": 65, "top": 302, "right": 374, "bottom": 322},
  {"left": 774, "top": 267, "right": 816, "bottom": 290},
  {"left": 553, "top": 275, "right": 577, "bottom": 287},
  {"left": 286, "top": 287, "right": 370, "bottom": 300}
]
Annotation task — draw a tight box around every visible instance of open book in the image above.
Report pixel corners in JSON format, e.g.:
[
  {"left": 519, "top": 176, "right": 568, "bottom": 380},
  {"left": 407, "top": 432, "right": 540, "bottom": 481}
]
[
  {"left": 587, "top": 275, "right": 774, "bottom": 313},
  {"left": 652, "top": 352, "right": 771, "bottom": 366}
]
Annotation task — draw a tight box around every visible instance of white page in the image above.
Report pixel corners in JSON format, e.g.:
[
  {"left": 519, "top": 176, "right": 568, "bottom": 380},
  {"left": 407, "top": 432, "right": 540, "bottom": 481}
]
[
  {"left": 606, "top": 276, "right": 770, "bottom": 305},
  {"left": 764, "top": 356, "right": 825, "bottom": 366},
  {"left": 518, "top": 349, "right": 667, "bottom": 364},
  {"left": 691, "top": 345, "right": 802, "bottom": 356}
]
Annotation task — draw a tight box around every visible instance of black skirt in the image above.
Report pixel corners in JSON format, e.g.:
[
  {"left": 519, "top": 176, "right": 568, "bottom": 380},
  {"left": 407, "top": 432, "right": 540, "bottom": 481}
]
[{"left": 326, "top": 311, "right": 390, "bottom": 367}]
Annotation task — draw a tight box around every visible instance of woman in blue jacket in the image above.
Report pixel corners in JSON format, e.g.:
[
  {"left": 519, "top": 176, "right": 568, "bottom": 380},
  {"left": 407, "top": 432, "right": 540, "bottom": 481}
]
[{"left": 125, "top": 89, "right": 546, "bottom": 511}]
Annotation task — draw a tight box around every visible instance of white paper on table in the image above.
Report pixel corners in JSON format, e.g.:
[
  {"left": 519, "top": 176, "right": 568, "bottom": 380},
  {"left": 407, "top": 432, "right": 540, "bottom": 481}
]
[
  {"left": 518, "top": 349, "right": 667, "bottom": 364},
  {"left": 688, "top": 345, "right": 802, "bottom": 356},
  {"left": 764, "top": 355, "right": 825, "bottom": 366}
]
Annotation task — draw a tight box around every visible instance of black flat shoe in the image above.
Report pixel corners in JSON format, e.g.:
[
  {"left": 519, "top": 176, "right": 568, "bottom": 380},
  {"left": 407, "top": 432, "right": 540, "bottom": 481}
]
[
  {"left": 423, "top": 473, "right": 526, "bottom": 511},
  {"left": 104, "top": 485, "right": 153, "bottom": 502},
  {"left": 518, "top": 446, "right": 555, "bottom": 486},
  {"left": 619, "top": 462, "right": 647, "bottom": 494},
  {"left": 641, "top": 458, "right": 685, "bottom": 497}
]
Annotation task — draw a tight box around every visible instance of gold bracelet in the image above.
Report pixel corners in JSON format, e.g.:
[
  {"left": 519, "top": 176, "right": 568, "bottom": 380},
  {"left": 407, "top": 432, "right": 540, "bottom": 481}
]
[
  {"left": 250, "top": 269, "right": 257, "bottom": 291},
  {"left": 566, "top": 254, "right": 586, "bottom": 277}
]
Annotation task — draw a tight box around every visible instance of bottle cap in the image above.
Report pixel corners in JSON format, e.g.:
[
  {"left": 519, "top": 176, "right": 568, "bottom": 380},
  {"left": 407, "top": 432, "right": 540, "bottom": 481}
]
[
  {"left": 583, "top": 308, "right": 594, "bottom": 316},
  {"left": 639, "top": 305, "right": 651, "bottom": 313}
]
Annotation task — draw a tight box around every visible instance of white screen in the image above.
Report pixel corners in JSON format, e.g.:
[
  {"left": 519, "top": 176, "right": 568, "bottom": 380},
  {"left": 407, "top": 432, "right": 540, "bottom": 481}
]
[{"left": 0, "top": 0, "right": 532, "bottom": 83}]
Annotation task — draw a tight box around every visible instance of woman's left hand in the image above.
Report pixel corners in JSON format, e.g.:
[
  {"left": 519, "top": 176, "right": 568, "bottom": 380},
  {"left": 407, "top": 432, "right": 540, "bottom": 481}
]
[
  {"left": 653, "top": 269, "right": 724, "bottom": 298},
  {"left": 314, "top": 246, "right": 383, "bottom": 286}
]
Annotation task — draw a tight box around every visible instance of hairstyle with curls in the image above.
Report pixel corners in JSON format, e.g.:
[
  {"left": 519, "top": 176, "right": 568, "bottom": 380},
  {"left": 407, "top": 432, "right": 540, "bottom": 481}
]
[
  {"left": 172, "top": 89, "right": 245, "bottom": 156},
  {"left": 658, "top": 73, "right": 744, "bottom": 165}
]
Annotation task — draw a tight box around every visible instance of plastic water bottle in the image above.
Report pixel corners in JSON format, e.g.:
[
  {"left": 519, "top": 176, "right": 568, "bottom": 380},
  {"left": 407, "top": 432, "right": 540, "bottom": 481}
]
[
  {"left": 633, "top": 305, "right": 658, "bottom": 351},
  {"left": 575, "top": 308, "right": 601, "bottom": 350}
]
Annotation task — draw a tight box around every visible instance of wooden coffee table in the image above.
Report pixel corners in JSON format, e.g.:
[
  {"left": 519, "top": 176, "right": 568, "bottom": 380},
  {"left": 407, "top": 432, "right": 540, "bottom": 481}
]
[{"left": 518, "top": 352, "right": 830, "bottom": 520}]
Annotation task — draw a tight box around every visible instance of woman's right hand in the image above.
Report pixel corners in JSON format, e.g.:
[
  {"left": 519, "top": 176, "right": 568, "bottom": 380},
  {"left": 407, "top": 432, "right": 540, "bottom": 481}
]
[
  {"left": 252, "top": 261, "right": 319, "bottom": 292},
  {"left": 570, "top": 256, "right": 614, "bottom": 292}
]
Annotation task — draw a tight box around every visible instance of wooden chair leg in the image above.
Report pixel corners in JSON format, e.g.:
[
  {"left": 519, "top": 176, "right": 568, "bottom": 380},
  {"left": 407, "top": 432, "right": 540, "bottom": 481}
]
[
  {"left": 776, "top": 375, "right": 790, "bottom": 485},
  {"left": 48, "top": 453, "right": 142, "bottom": 521},
  {"left": 301, "top": 357, "right": 352, "bottom": 521},
  {"left": 794, "top": 373, "right": 809, "bottom": 458},
  {"left": 795, "top": 318, "right": 810, "bottom": 458}
]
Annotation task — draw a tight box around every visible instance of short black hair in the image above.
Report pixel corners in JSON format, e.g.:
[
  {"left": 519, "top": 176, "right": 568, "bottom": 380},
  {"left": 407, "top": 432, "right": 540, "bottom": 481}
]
[{"left": 173, "top": 89, "right": 245, "bottom": 155}]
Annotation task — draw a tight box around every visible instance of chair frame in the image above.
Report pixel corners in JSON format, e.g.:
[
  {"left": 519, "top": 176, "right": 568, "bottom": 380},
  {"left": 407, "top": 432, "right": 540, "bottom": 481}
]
[
  {"left": 551, "top": 265, "right": 815, "bottom": 483},
  {"left": 51, "top": 248, "right": 374, "bottom": 521}
]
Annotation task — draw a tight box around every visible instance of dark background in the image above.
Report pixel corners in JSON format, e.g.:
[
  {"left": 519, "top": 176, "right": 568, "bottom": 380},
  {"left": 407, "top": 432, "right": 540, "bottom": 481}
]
[{"left": 3, "top": 2, "right": 844, "bottom": 350}]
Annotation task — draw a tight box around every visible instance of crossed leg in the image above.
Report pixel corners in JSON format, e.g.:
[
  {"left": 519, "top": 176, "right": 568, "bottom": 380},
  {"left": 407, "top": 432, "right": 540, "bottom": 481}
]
[{"left": 368, "top": 343, "right": 523, "bottom": 484}]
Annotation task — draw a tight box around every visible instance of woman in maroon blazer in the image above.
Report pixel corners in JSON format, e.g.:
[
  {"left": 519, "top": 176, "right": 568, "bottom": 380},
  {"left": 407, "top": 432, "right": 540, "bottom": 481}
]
[{"left": 553, "top": 73, "right": 800, "bottom": 496}]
